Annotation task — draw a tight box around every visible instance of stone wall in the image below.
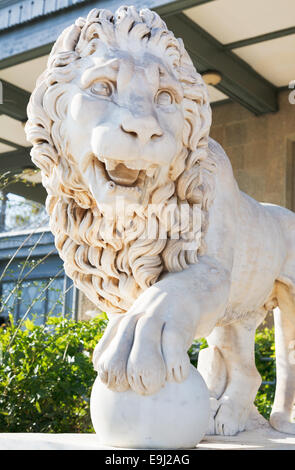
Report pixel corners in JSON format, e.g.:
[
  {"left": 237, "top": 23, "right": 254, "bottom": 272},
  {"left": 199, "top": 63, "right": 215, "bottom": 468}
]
[
  {"left": 77, "top": 291, "right": 100, "bottom": 321},
  {"left": 210, "top": 89, "right": 295, "bottom": 210}
]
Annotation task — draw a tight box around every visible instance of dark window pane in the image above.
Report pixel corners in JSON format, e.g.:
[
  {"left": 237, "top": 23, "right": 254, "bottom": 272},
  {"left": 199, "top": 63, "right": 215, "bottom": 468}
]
[
  {"left": 20, "top": 280, "right": 47, "bottom": 325},
  {"left": 1, "top": 281, "right": 17, "bottom": 319},
  {"left": 47, "top": 278, "right": 64, "bottom": 317},
  {"left": 0, "top": 277, "right": 65, "bottom": 325}
]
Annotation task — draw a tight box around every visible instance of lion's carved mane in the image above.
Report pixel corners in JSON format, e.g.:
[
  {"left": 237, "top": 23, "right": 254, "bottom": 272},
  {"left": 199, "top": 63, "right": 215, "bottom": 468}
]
[{"left": 25, "top": 6, "right": 216, "bottom": 314}]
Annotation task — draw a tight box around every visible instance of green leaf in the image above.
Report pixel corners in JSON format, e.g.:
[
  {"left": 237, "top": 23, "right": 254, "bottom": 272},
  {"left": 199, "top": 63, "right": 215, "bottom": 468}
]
[
  {"left": 35, "top": 401, "right": 42, "bottom": 414},
  {"left": 24, "top": 319, "right": 35, "bottom": 331}
]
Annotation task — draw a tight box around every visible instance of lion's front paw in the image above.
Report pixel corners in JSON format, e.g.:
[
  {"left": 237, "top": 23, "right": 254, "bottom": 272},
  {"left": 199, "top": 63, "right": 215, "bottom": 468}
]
[
  {"left": 213, "top": 397, "right": 248, "bottom": 436},
  {"left": 92, "top": 312, "right": 190, "bottom": 395}
]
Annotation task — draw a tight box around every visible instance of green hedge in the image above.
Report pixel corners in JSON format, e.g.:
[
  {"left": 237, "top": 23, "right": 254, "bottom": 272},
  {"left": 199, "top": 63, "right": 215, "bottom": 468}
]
[
  {"left": 254, "top": 328, "right": 276, "bottom": 419},
  {"left": 0, "top": 315, "right": 107, "bottom": 432},
  {"left": 0, "top": 315, "right": 276, "bottom": 432}
]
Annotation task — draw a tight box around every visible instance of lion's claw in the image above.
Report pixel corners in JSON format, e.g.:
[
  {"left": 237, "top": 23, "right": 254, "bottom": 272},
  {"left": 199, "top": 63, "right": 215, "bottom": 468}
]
[
  {"left": 94, "top": 312, "right": 189, "bottom": 395},
  {"left": 213, "top": 397, "right": 247, "bottom": 436}
]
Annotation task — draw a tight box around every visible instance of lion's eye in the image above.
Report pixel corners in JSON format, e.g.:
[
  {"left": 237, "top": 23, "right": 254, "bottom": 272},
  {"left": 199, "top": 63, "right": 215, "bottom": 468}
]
[
  {"left": 90, "top": 81, "right": 112, "bottom": 97},
  {"left": 156, "top": 90, "right": 173, "bottom": 106}
]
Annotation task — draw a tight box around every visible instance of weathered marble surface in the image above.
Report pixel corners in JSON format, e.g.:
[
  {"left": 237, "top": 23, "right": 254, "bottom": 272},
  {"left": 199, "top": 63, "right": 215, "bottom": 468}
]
[
  {"left": 90, "top": 366, "right": 210, "bottom": 449},
  {"left": 25, "top": 4, "right": 295, "bottom": 442},
  {"left": 1, "top": 429, "right": 295, "bottom": 450}
]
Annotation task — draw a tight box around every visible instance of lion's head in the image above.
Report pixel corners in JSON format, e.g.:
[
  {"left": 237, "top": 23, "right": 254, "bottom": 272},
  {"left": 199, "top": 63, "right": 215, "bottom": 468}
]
[{"left": 25, "top": 6, "right": 216, "bottom": 315}]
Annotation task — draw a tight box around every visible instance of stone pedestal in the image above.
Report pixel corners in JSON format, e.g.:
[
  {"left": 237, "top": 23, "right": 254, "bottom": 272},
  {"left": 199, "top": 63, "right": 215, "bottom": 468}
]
[{"left": 1, "top": 428, "right": 295, "bottom": 450}]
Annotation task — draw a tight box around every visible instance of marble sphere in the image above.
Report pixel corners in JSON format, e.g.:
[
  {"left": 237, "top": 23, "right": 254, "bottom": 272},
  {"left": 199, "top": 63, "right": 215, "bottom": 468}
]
[{"left": 90, "top": 365, "right": 210, "bottom": 449}]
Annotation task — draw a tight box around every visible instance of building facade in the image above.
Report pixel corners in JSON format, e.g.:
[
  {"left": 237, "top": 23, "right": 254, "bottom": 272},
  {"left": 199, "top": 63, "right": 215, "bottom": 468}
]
[
  {"left": 0, "top": 228, "right": 77, "bottom": 325},
  {"left": 0, "top": 0, "right": 294, "bottom": 323}
]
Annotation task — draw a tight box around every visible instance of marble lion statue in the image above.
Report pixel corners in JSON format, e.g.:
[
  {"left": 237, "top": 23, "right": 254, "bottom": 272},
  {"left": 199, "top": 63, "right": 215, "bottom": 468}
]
[{"left": 25, "top": 6, "right": 295, "bottom": 436}]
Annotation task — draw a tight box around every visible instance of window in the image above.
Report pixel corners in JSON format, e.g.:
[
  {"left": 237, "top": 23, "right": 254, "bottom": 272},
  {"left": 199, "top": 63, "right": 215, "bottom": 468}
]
[
  {"left": 1, "top": 277, "right": 66, "bottom": 325},
  {"left": 0, "top": 232, "right": 76, "bottom": 326}
]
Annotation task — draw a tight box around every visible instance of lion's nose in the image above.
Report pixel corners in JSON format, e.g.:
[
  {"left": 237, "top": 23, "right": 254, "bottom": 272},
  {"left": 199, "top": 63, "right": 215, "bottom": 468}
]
[{"left": 120, "top": 114, "right": 163, "bottom": 145}]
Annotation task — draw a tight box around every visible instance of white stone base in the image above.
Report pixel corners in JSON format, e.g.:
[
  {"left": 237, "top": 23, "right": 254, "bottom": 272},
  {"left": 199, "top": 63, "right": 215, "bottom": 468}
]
[{"left": 1, "top": 428, "right": 295, "bottom": 450}]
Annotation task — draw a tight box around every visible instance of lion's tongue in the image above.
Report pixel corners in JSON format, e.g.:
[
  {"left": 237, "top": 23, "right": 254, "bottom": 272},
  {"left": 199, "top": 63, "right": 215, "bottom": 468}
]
[{"left": 107, "top": 163, "right": 140, "bottom": 186}]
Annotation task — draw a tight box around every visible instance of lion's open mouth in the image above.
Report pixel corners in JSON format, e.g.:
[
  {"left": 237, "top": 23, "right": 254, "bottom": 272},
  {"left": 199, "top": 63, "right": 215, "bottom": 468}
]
[
  {"left": 97, "top": 158, "right": 158, "bottom": 189},
  {"left": 106, "top": 164, "right": 141, "bottom": 186}
]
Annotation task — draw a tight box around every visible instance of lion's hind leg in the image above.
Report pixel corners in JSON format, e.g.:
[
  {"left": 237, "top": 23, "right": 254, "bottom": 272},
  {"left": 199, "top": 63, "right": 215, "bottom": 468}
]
[
  {"left": 199, "top": 313, "right": 265, "bottom": 436},
  {"left": 270, "top": 280, "right": 295, "bottom": 434}
]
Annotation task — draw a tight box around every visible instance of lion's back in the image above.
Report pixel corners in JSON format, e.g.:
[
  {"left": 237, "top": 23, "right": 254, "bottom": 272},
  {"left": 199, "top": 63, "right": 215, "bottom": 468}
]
[
  {"left": 227, "top": 194, "right": 288, "bottom": 311},
  {"left": 261, "top": 202, "right": 295, "bottom": 249},
  {"left": 260, "top": 203, "right": 295, "bottom": 287}
]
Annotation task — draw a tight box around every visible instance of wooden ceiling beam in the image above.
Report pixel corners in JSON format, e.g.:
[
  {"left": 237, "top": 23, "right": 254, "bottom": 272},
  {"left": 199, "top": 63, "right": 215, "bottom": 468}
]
[
  {"left": 165, "top": 13, "right": 278, "bottom": 115},
  {"left": 0, "top": 79, "right": 30, "bottom": 122}
]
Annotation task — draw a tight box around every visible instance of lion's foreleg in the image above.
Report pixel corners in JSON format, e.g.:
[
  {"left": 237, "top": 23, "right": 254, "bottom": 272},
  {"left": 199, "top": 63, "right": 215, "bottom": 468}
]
[
  {"left": 93, "top": 257, "right": 231, "bottom": 395},
  {"left": 204, "top": 315, "right": 264, "bottom": 436}
]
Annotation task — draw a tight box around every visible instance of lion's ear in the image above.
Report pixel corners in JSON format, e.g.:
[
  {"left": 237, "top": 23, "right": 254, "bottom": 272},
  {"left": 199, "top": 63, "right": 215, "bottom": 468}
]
[
  {"left": 50, "top": 24, "right": 81, "bottom": 58},
  {"left": 47, "top": 24, "right": 81, "bottom": 70}
]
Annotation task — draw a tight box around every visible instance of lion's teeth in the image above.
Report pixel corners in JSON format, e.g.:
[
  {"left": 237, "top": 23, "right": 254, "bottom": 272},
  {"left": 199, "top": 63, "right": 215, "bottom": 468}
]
[
  {"left": 125, "top": 161, "right": 140, "bottom": 170},
  {"left": 104, "top": 159, "right": 118, "bottom": 171},
  {"left": 146, "top": 166, "right": 156, "bottom": 177},
  {"left": 104, "top": 159, "right": 157, "bottom": 177}
]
